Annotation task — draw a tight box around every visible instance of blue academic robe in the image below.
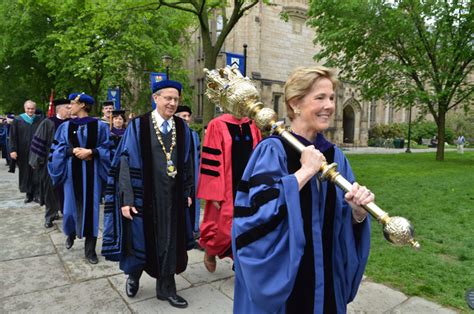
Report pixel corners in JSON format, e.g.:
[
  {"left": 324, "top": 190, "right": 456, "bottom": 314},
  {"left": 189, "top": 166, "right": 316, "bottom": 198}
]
[
  {"left": 102, "top": 112, "right": 194, "bottom": 277},
  {"left": 190, "top": 129, "right": 201, "bottom": 233},
  {"left": 48, "top": 117, "right": 111, "bottom": 238},
  {"left": 232, "top": 135, "right": 371, "bottom": 314}
]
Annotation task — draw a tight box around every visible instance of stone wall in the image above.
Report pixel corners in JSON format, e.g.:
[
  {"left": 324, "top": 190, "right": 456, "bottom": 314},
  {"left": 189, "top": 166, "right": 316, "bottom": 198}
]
[{"left": 187, "top": 0, "right": 425, "bottom": 146}]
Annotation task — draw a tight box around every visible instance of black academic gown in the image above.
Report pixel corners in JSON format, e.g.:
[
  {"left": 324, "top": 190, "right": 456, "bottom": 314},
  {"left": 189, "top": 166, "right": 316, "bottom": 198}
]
[
  {"left": 29, "top": 117, "right": 68, "bottom": 218},
  {"left": 117, "top": 113, "right": 193, "bottom": 278},
  {"left": 9, "top": 115, "right": 43, "bottom": 195}
]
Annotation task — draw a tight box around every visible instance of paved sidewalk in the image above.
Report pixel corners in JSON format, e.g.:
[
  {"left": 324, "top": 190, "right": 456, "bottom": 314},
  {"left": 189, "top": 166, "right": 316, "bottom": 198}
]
[{"left": 0, "top": 163, "right": 458, "bottom": 313}]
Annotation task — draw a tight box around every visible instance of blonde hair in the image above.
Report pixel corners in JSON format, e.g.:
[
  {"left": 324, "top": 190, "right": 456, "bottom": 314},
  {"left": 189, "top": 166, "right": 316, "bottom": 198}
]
[{"left": 284, "top": 66, "right": 338, "bottom": 120}]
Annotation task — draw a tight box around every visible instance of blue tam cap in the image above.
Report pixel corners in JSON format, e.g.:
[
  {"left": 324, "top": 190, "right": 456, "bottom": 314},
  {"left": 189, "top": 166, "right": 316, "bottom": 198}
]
[
  {"left": 152, "top": 80, "right": 182, "bottom": 95},
  {"left": 68, "top": 93, "right": 95, "bottom": 105}
]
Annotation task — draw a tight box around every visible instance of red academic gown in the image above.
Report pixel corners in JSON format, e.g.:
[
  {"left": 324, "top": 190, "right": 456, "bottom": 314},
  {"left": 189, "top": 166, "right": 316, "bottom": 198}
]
[{"left": 197, "top": 114, "right": 262, "bottom": 258}]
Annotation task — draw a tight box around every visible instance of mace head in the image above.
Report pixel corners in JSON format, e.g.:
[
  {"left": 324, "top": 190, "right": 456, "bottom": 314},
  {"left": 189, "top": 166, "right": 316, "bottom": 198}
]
[
  {"left": 383, "top": 216, "right": 420, "bottom": 249},
  {"left": 204, "top": 66, "right": 261, "bottom": 119}
]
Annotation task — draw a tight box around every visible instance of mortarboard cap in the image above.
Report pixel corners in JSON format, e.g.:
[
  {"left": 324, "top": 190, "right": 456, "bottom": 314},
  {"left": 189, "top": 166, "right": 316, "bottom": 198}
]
[
  {"left": 102, "top": 100, "right": 114, "bottom": 107},
  {"left": 176, "top": 105, "right": 192, "bottom": 115},
  {"left": 112, "top": 110, "right": 126, "bottom": 118},
  {"left": 68, "top": 93, "right": 95, "bottom": 105},
  {"left": 152, "top": 80, "right": 182, "bottom": 95},
  {"left": 53, "top": 99, "right": 70, "bottom": 107}
]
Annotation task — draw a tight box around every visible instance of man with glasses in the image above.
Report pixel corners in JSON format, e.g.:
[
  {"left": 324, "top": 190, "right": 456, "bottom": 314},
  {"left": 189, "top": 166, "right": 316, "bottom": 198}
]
[{"left": 102, "top": 80, "right": 194, "bottom": 309}]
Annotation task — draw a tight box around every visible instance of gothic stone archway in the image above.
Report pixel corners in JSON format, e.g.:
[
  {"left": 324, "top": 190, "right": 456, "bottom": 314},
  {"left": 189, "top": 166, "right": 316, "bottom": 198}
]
[{"left": 343, "top": 105, "right": 355, "bottom": 143}]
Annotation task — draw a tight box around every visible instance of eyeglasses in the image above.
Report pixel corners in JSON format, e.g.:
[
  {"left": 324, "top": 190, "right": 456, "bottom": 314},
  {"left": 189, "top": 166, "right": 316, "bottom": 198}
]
[{"left": 159, "top": 95, "right": 180, "bottom": 103}]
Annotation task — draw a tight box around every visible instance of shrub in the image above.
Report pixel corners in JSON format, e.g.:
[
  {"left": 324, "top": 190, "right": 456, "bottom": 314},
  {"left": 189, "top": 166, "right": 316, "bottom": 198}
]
[
  {"left": 370, "top": 121, "right": 456, "bottom": 146},
  {"left": 409, "top": 121, "right": 455, "bottom": 144}
]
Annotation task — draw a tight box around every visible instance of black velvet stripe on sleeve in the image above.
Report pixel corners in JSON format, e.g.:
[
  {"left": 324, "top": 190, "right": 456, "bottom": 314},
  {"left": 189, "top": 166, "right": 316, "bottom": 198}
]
[
  {"left": 234, "top": 206, "right": 254, "bottom": 217},
  {"left": 248, "top": 174, "right": 276, "bottom": 189},
  {"left": 235, "top": 188, "right": 280, "bottom": 217},
  {"left": 201, "top": 158, "right": 221, "bottom": 167},
  {"left": 129, "top": 168, "right": 142, "bottom": 180},
  {"left": 237, "top": 180, "right": 249, "bottom": 193},
  {"left": 104, "top": 184, "right": 115, "bottom": 195},
  {"left": 235, "top": 204, "right": 287, "bottom": 250},
  {"left": 104, "top": 202, "right": 115, "bottom": 213},
  {"left": 202, "top": 146, "right": 222, "bottom": 155},
  {"left": 252, "top": 188, "right": 280, "bottom": 208},
  {"left": 200, "top": 168, "right": 220, "bottom": 177}
]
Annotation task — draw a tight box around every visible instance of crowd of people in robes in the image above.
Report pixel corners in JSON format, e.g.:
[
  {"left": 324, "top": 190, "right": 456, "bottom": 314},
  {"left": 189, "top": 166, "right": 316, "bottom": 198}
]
[{"left": 2, "top": 66, "right": 375, "bottom": 312}]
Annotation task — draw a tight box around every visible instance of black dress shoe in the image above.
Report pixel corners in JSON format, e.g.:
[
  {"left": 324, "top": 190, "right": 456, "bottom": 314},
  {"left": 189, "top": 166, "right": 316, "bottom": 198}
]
[
  {"left": 125, "top": 276, "right": 140, "bottom": 297},
  {"left": 156, "top": 294, "right": 188, "bottom": 308},
  {"left": 24, "top": 197, "right": 33, "bottom": 203},
  {"left": 44, "top": 221, "right": 54, "bottom": 228},
  {"left": 65, "top": 235, "right": 75, "bottom": 249},
  {"left": 86, "top": 254, "right": 99, "bottom": 264}
]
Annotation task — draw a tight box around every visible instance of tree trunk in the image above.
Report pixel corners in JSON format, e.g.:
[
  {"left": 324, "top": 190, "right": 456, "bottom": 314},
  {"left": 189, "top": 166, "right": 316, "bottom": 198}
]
[{"left": 435, "top": 106, "right": 446, "bottom": 161}]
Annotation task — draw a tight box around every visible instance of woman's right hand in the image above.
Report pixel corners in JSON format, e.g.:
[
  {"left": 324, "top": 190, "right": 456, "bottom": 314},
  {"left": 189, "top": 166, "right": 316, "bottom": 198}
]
[
  {"left": 294, "top": 145, "right": 326, "bottom": 190},
  {"left": 300, "top": 145, "right": 326, "bottom": 175}
]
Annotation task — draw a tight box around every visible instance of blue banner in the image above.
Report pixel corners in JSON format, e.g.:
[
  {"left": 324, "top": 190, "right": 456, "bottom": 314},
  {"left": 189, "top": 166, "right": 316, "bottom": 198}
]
[
  {"left": 225, "top": 52, "right": 245, "bottom": 71},
  {"left": 107, "top": 88, "right": 121, "bottom": 109},
  {"left": 150, "top": 72, "right": 167, "bottom": 109}
]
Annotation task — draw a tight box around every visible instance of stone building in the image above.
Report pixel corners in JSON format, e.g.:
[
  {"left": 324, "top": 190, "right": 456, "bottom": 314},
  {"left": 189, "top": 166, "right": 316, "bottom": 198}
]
[{"left": 187, "top": 0, "right": 413, "bottom": 146}]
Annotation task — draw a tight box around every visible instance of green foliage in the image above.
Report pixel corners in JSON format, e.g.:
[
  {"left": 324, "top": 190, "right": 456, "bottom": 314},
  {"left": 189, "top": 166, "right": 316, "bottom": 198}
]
[
  {"left": 0, "top": 1, "right": 55, "bottom": 112},
  {"left": 157, "top": 0, "right": 262, "bottom": 124},
  {"left": 308, "top": 0, "right": 473, "bottom": 160},
  {"left": 368, "top": 121, "right": 456, "bottom": 145},
  {"left": 369, "top": 123, "right": 406, "bottom": 139},
  {"left": 189, "top": 122, "right": 204, "bottom": 140},
  {"left": 347, "top": 152, "right": 474, "bottom": 311},
  {"left": 446, "top": 111, "right": 474, "bottom": 139},
  {"left": 410, "top": 121, "right": 455, "bottom": 144},
  {"left": 0, "top": 0, "right": 194, "bottom": 115}
]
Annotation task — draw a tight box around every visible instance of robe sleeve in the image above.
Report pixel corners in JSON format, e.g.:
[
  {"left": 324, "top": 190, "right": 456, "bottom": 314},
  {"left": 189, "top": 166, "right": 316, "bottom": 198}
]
[
  {"left": 333, "top": 148, "right": 371, "bottom": 303},
  {"left": 95, "top": 122, "right": 111, "bottom": 183},
  {"left": 183, "top": 128, "right": 194, "bottom": 201},
  {"left": 119, "top": 155, "right": 134, "bottom": 207},
  {"left": 232, "top": 138, "right": 306, "bottom": 312},
  {"left": 8, "top": 119, "right": 18, "bottom": 153},
  {"left": 197, "top": 120, "right": 225, "bottom": 202},
  {"left": 29, "top": 119, "right": 50, "bottom": 168},
  {"left": 48, "top": 122, "right": 70, "bottom": 186}
]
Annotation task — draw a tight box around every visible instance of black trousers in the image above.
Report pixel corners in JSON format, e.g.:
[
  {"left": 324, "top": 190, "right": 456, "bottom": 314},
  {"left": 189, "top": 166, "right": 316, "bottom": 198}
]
[
  {"left": 129, "top": 269, "right": 177, "bottom": 297},
  {"left": 84, "top": 236, "right": 97, "bottom": 258}
]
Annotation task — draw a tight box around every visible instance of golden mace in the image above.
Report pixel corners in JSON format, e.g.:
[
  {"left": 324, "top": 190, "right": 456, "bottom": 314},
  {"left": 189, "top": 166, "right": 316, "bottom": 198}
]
[{"left": 204, "top": 66, "right": 420, "bottom": 249}]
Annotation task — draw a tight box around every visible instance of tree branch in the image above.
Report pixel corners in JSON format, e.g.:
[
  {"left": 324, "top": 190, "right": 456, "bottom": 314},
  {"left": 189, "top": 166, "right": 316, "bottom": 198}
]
[
  {"left": 159, "top": 0, "right": 199, "bottom": 15},
  {"left": 448, "top": 88, "right": 473, "bottom": 110}
]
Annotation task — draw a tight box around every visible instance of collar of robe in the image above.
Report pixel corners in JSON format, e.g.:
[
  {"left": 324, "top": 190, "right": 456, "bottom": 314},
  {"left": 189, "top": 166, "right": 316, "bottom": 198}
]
[
  {"left": 291, "top": 132, "right": 333, "bottom": 153},
  {"left": 19, "top": 113, "right": 36, "bottom": 125},
  {"left": 70, "top": 116, "right": 96, "bottom": 125}
]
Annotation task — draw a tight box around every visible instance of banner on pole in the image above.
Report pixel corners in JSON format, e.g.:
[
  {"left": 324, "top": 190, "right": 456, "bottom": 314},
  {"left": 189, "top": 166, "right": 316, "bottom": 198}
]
[
  {"left": 225, "top": 52, "right": 245, "bottom": 71},
  {"left": 107, "top": 87, "right": 121, "bottom": 109}
]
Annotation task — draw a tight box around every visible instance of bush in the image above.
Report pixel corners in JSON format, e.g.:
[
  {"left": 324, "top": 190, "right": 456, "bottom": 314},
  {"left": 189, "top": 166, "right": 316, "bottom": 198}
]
[
  {"left": 369, "top": 123, "right": 406, "bottom": 139},
  {"left": 410, "top": 121, "right": 455, "bottom": 144},
  {"left": 369, "top": 121, "right": 456, "bottom": 146}
]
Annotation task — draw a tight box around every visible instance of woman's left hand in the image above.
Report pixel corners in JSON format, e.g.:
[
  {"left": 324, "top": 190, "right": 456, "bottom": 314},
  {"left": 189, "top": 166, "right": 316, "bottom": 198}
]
[{"left": 344, "top": 182, "right": 374, "bottom": 223}]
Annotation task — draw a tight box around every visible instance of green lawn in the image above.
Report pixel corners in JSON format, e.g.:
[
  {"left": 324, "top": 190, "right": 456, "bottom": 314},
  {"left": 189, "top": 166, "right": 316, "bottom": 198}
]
[{"left": 346, "top": 151, "right": 474, "bottom": 312}]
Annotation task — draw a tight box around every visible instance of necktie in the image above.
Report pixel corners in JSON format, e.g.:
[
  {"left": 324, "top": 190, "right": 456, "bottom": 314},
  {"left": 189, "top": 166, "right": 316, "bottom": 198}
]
[{"left": 161, "top": 120, "right": 169, "bottom": 135}]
